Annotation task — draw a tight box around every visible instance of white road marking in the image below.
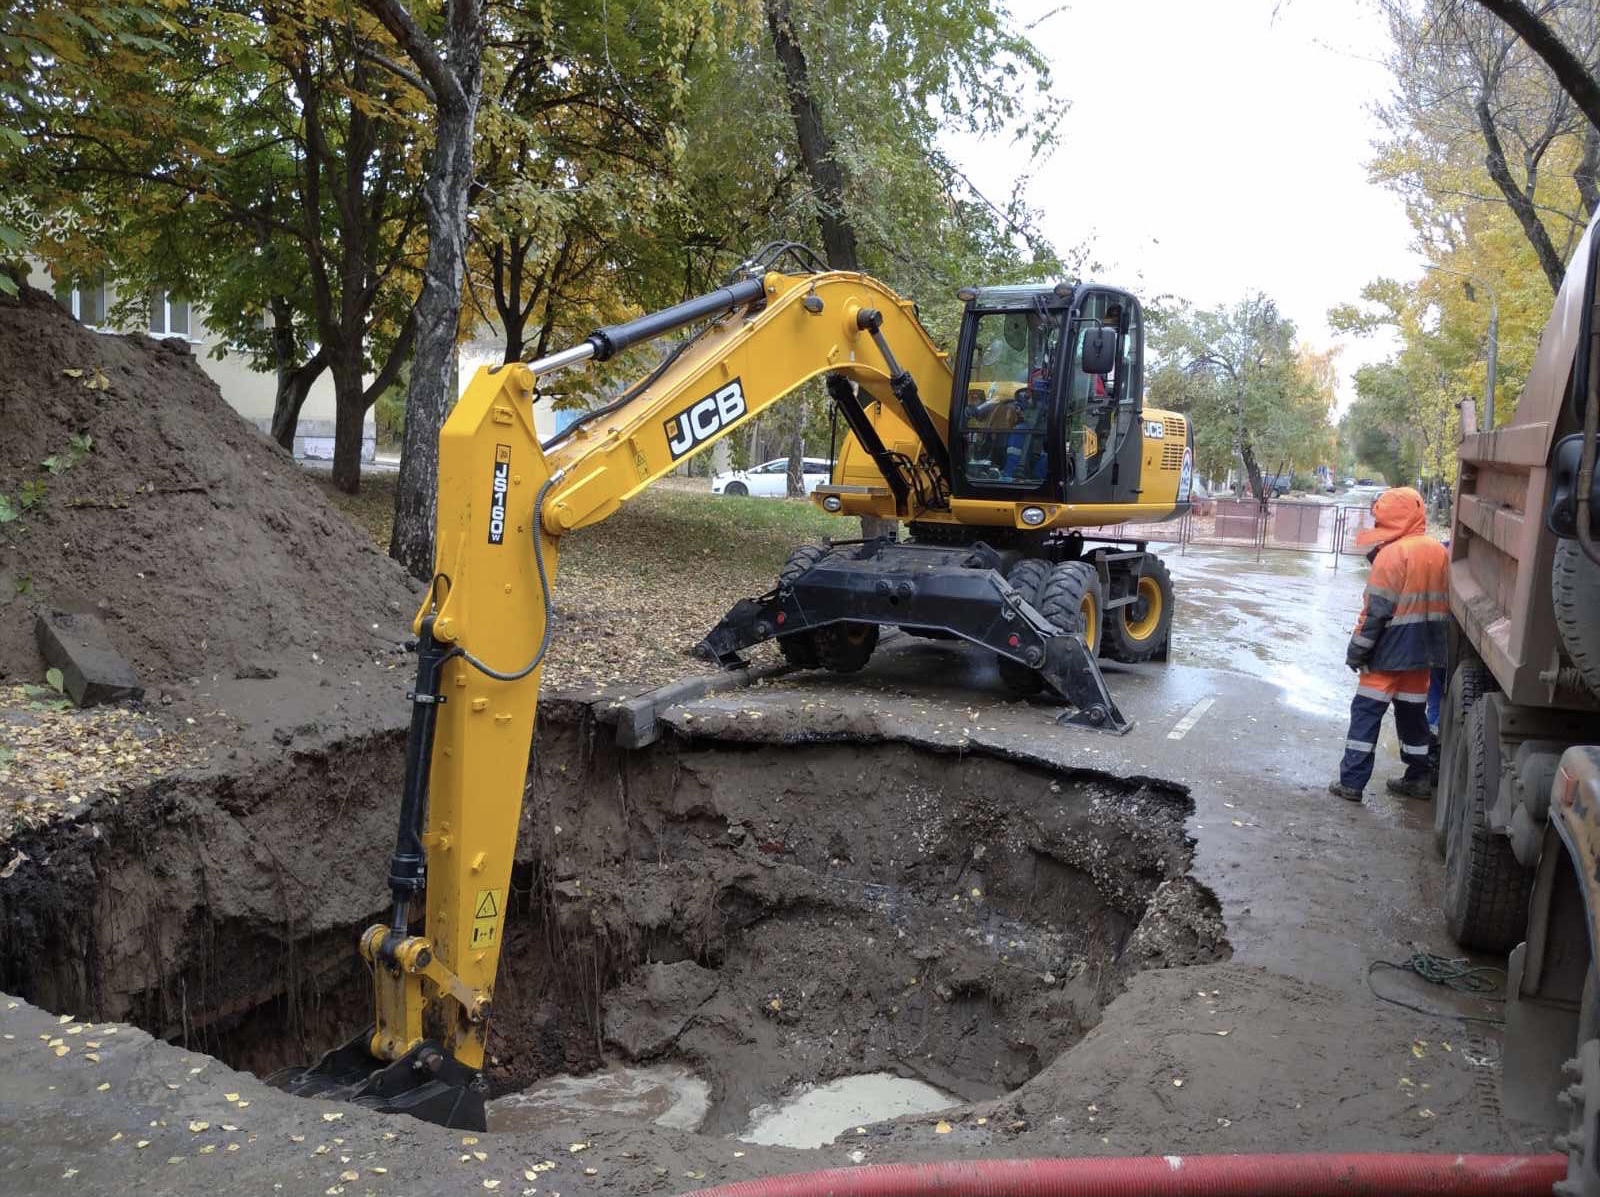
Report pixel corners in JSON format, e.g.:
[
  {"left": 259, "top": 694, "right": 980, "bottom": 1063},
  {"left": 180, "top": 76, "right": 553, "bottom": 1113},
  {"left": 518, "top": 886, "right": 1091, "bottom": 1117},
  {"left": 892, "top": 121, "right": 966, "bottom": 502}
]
[{"left": 1168, "top": 697, "right": 1216, "bottom": 740}]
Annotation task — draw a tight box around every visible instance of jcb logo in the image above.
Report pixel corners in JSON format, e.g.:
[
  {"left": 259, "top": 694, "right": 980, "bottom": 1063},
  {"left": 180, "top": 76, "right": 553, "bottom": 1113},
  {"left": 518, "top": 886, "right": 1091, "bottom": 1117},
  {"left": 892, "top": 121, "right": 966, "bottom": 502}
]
[{"left": 666, "top": 380, "right": 746, "bottom": 460}]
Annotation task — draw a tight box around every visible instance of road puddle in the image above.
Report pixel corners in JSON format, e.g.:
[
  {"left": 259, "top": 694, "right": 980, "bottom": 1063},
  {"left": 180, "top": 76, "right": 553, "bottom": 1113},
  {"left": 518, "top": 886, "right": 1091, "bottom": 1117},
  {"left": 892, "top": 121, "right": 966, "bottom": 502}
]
[{"left": 739, "top": 1073, "right": 958, "bottom": 1148}]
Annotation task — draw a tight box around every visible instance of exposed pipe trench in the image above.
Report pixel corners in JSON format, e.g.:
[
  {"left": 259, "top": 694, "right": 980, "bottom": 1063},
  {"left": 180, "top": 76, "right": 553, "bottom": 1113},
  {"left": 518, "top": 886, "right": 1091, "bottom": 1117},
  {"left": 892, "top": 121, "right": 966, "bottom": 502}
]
[{"left": 679, "top": 1154, "right": 1567, "bottom": 1197}]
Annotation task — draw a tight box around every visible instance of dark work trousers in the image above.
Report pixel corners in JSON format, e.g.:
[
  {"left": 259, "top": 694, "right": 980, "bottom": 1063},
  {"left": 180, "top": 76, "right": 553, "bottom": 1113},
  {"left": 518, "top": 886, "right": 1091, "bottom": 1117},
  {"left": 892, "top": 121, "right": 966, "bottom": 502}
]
[{"left": 1339, "top": 668, "right": 1433, "bottom": 792}]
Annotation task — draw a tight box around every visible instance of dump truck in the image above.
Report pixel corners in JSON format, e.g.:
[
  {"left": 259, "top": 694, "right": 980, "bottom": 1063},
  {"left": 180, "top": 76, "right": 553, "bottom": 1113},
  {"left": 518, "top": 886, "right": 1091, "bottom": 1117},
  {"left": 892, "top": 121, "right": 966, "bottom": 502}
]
[{"left": 1435, "top": 212, "right": 1600, "bottom": 1191}]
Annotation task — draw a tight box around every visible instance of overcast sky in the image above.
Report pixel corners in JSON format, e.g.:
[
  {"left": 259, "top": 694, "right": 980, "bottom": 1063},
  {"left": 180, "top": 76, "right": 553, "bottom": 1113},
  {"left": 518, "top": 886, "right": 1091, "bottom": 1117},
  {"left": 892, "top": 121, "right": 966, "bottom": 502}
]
[{"left": 945, "top": 0, "right": 1419, "bottom": 408}]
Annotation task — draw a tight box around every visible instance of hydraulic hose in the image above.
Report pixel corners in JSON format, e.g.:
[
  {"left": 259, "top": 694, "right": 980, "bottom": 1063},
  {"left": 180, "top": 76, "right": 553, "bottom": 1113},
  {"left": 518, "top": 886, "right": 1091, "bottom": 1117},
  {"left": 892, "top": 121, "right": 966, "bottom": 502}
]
[{"left": 680, "top": 1154, "right": 1566, "bottom": 1197}]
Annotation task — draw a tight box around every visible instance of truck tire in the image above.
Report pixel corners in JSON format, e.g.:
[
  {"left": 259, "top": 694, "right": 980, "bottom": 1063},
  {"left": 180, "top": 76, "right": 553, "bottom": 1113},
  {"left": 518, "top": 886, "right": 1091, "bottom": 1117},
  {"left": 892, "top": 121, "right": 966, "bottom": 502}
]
[
  {"left": 775, "top": 544, "right": 828, "bottom": 668},
  {"left": 1101, "top": 554, "right": 1174, "bottom": 663},
  {"left": 815, "top": 622, "right": 879, "bottom": 673},
  {"left": 997, "top": 557, "right": 1052, "bottom": 695},
  {"left": 1554, "top": 538, "right": 1600, "bottom": 697},
  {"left": 1443, "top": 699, "right": 1533, "bottom": 953},
  {"left": 1038, "top": 561, "right": 1103, "bottom": 654},
  {"left": 1434, "top": 659, "right": 1493, "bottom": 856},
  {"left": 1561, "top": 968, "right": 1600, "bottom": 1197}
]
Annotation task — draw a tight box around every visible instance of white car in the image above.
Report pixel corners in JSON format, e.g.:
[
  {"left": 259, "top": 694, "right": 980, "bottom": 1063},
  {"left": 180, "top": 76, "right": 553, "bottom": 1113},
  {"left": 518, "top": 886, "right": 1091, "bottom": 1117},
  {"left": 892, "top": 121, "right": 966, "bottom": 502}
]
[{"left": 711, "top": 457, "right": 833, "bottom": 497}]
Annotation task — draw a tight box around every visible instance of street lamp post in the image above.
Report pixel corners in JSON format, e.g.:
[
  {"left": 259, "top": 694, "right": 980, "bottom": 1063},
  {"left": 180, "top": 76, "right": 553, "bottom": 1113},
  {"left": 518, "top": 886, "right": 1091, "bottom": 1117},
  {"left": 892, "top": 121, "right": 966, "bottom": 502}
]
[{"left": 1424, "top": 264, "right": 1500, "bottom": 428}]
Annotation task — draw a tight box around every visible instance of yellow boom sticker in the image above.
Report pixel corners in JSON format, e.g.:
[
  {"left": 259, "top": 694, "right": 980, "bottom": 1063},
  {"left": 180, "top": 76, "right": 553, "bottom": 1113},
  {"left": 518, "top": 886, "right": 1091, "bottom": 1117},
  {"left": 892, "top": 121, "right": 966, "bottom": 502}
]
[{"left": 471, "top": 889, "right": 503, "bottom": 949}]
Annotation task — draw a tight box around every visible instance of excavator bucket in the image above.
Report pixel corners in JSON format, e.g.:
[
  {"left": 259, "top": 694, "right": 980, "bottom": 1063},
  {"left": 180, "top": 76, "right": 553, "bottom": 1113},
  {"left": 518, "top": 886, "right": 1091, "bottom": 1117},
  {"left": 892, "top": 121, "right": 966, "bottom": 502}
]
[
  {"left": 268, "top": 1028, "right": 489, "bottom": 1130},
  {"left": 699, "top": 539, "right": 1132, "bottom": 734}
]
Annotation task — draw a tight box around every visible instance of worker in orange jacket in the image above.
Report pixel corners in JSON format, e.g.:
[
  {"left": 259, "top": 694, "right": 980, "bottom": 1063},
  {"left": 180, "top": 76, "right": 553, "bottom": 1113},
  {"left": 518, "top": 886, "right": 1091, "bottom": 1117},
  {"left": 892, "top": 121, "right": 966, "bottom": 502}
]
[{"left": 1329, "top": 486, "right": 1450, "bottom": 802}]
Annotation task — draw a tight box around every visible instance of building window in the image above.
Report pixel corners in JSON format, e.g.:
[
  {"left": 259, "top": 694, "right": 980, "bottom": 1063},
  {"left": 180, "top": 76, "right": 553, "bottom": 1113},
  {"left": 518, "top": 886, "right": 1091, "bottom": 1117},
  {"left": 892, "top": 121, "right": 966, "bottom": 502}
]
[
  {"left": 149, "top": 289, "right": 191, "bottom": 338},
  {"left": 54, "top": 277, "right": 107, "bottom": 327}
]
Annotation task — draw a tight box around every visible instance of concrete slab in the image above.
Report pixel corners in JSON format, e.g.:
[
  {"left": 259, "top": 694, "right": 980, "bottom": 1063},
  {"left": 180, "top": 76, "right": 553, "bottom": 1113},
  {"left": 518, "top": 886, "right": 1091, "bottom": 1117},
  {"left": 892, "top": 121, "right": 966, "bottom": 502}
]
[{"left": 32, "top": 611, "right": 143, "bottom": 708}]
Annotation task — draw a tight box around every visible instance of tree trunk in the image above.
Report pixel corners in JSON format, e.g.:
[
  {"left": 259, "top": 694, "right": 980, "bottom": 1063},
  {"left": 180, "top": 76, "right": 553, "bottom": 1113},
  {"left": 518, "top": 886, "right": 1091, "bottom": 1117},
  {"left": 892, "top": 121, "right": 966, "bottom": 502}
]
[
  {"left": 764, "top": 0, "right": 859, "bottom": 272},
  {"left": 786, "top": 409, "right": 806, "bottom": 497},
  {"left": 389, "top": 77, "right": 481, "bottom": 579},
  {"left": 368, "top": 0, "right": 485, "bottom": 581},
  {"left": 1471, "top": 0, "right": 1600, "bottom": 132},
  {"left": 1240, "top": 442, "right": 1264, "bottom": 503},
  {"left": 1578, "top": 122, "right": 1600, "bottom": 220},
  {"left": 267, "top": 297, "right": 325, "bottom": 451},
  {"left": 1477, "top": 92, "right": 1567, "bottom": 291},
  {"left": 270, "top": 363, "right": 323, "bottom": 452},
  {"left": 330, "top": 354, "right": 368, "bottom": 494}
]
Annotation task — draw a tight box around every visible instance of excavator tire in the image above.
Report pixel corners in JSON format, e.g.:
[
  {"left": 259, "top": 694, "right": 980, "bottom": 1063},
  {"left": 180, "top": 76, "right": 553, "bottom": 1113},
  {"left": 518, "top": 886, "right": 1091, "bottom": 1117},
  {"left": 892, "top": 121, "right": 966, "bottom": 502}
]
[
  {"left": 1038, "top": 561, "right": 1103, "bottom": 654},
  {"left": 997, "top": 557, "right": 1052, "bottom": 695},
  {"left": 775, "top": 544, "right": 829, "bottom": 669},
  {"left": 815, "top": 622, "right": 880, "bottom": 673},
  {"left": 1554, "top": 538, "right": 1600, "bottom": 698},
  {"left": 1101, "top": 554, "right": 1174, "bottom": 663}
]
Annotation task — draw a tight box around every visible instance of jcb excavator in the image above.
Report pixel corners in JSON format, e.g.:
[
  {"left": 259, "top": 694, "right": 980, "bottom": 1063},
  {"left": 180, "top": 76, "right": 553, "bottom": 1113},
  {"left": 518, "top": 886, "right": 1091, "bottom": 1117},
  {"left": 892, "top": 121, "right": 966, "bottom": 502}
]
[{"left": 272, "top": 244, "right": 1193, "bottom": 1127}]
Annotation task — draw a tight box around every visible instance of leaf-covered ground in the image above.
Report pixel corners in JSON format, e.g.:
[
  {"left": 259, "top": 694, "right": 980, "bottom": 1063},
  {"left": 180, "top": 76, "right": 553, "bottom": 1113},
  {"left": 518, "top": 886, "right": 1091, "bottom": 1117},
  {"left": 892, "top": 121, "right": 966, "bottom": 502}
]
[
  {"left": 0, "top": 684, "right": 191, "bottom": 845},
  {"left": 318, "top": 474, "right": 843, "bottom": 692}
]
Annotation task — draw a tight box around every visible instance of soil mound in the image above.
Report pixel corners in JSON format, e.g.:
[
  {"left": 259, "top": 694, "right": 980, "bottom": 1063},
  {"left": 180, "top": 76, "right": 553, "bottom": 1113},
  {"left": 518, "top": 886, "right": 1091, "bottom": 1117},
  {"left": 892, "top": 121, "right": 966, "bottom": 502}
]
[{"left": 0, "top": 285, "right": 415, "bottom": 688}]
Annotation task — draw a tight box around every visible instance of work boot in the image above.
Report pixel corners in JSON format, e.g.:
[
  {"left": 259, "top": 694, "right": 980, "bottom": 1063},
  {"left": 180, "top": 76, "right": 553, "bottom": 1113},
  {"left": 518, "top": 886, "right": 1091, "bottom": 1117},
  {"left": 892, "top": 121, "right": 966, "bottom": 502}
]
[
  {"left": 1385, "top": 774, "right": 1435, "bottom": 800},
  {"left": 1328, "top": 781, "right": 1363, "bottom": 802}
]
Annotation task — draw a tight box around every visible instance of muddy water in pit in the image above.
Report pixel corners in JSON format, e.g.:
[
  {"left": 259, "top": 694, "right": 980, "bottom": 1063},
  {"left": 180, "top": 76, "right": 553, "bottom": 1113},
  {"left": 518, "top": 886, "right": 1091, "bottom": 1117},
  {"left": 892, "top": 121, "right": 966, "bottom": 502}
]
[
  {"left": 0, "top": 710, "right": 1229, "bottom": 1140},
  {"left": 488, "top": 1064, "right": 955, "bottom": 1148}
]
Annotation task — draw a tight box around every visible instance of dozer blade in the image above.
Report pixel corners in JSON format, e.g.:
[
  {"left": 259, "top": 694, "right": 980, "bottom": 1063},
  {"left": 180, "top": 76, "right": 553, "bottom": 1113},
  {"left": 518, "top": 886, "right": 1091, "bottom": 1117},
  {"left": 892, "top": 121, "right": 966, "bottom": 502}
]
[
  {"left": 698, "top": 540, "right": 1131, "bottom": 734},
  {"left": 268, "top": 1026, "right": 489, "bottom": 1130}
]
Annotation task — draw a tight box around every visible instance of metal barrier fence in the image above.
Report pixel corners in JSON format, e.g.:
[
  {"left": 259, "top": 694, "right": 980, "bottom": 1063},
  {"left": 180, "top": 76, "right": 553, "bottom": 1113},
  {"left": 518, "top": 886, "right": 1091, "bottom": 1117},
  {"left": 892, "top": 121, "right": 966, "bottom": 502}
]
[{"left": 1080, "top": 499, "right": 1379, "bottom": 567}]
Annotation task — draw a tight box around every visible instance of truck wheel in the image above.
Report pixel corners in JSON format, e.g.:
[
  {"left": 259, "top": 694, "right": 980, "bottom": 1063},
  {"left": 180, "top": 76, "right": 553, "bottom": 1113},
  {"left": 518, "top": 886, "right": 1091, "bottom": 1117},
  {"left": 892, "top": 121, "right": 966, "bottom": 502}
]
[
  {"left": 1561, "top": 968, "right": 1600, "bottom": 1197},
  {"left": 1101, "top": 554, "right": 1174, "bottom": 663},
  {"left": 1434, "top": 659, "right": 1493, "bottom": 856},
  {"left": 1038, "top": 561, "right": 1103, "bottom": 653},
  {"left": 775, "top": 544, "right": 828, "bottom": 668},
  {"left": 1443, "top": 700, "right": 1533, "bottom": 953},
  {"left": 1555, "top": 539, "right": 1600, "bottom": 697},
  {"left": 997, "top": 557, "right": 1052, "bottom": 695},
  {"left": 815, "top": 622, "right": 879, "bottom": 673}
]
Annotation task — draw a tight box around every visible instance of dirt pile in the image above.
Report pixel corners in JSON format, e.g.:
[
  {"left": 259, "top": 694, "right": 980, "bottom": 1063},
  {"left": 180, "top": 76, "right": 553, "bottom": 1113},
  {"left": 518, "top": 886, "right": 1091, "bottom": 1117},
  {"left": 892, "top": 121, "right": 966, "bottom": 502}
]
[{"left": 0, "top": 285, "right": 416, "bottom": 690}]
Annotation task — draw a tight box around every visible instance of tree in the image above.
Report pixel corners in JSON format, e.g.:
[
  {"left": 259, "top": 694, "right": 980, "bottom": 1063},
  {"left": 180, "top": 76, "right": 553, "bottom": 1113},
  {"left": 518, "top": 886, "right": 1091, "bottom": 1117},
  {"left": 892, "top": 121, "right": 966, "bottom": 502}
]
[
  {"left": 362, "top": 0, "right": 485, "bottom": 580},
  {"left": 1331, "top": 277, "right": 1471, "bottom": 484},
  {"left": 1146, "top": 295, "right": 1334, "bottom": 498},
  {"left": 1472, "top": 0, "right": 1600, "bottom": 129},
  {"left": 1378, "top": 0, "right": 1600, "bottom": 294},
  {"left": 18, "top": 2, "right": 427, "bottom": 487}
]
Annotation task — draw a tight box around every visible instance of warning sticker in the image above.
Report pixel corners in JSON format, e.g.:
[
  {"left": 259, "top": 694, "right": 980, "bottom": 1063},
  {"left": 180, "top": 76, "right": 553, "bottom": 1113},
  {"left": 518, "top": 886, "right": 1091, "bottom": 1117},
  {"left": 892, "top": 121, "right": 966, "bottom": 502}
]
[{"left": 470, "top": 889, "right": 503, "bottom": 950}]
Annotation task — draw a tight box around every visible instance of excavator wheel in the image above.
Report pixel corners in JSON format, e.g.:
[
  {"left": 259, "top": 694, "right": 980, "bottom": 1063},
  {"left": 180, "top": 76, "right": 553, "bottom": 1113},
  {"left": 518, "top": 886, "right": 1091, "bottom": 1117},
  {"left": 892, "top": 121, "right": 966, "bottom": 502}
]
[
  {"left": 997, "top": 557, "right": 1053, "bottom": 695},
  {"left": 1101, "top": 553, "right": 1174, "bottom": 663},
  {"left": 815, "top": 622, "right": 880, "bottom": 673},
  {"left": 775, "top": 543, "right": 829, "bottom": 668},
  {"left": 1038, "top": 561, "right": 1103, "bottom": 653}
]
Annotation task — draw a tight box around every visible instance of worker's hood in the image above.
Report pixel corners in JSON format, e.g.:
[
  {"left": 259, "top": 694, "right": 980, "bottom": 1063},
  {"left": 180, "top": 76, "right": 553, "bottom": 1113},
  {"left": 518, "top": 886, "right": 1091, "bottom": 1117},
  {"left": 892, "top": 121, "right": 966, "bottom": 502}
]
[{"left": 1354, "top": 486, "right": 1427, "bottom": 547}]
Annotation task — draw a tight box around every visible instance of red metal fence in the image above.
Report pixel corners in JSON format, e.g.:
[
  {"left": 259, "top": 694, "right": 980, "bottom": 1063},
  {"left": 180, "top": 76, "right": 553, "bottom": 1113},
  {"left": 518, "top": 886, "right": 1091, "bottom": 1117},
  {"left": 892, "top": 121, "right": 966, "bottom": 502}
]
[{"left": 1081, "top": 499, "right": 1379, "bottom": 567}]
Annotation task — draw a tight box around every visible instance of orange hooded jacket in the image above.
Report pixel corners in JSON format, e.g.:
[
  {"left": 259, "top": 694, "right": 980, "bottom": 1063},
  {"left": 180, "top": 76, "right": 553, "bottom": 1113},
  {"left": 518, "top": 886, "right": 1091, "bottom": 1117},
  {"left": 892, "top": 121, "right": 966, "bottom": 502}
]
[{"left": 1347, "top": 487, "right": 1450, "bottom": 673}]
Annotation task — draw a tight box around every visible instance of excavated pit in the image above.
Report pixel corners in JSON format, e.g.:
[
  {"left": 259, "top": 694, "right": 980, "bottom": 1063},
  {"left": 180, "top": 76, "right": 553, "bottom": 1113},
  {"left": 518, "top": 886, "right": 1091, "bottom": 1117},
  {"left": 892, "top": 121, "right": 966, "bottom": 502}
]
[{"left": 0, "top": 706, "right": 1227, "bottom": 1138}]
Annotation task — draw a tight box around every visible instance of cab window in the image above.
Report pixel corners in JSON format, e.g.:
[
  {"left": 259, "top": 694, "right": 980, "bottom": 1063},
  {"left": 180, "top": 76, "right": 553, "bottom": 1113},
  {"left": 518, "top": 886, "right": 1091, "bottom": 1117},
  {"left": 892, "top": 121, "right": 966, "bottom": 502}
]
[{"left": 959, "top": 308, "right": 1059, "bottom": 487}]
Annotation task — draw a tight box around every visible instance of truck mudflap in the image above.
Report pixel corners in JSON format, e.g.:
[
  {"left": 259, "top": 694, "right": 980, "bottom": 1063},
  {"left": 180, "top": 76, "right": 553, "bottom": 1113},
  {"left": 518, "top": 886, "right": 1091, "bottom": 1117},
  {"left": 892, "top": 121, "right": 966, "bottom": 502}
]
[{"left": 697, "top": 541, "right": 1131, "bottom": 734}]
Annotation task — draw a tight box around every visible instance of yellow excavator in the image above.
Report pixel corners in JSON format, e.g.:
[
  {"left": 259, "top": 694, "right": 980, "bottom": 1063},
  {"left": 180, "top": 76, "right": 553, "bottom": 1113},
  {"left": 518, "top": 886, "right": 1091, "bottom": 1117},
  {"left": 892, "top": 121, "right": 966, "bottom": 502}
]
[{"left": 272, "top": 243, "right": 1193, "bottom": 1127}]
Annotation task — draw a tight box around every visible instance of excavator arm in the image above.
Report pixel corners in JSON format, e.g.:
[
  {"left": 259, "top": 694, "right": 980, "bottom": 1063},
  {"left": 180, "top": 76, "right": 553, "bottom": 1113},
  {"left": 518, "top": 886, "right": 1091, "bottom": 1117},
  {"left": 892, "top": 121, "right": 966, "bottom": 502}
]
[{"left": 275, "top": 265, "right": 966, "bottom": 1127}]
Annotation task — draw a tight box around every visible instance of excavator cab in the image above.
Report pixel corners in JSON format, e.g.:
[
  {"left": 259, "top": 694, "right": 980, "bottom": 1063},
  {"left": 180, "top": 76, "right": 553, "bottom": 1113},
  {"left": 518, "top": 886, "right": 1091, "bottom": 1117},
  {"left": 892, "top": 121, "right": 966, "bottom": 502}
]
[{"left": 948, "top": 285, "right": 1145, "bottom": 506}]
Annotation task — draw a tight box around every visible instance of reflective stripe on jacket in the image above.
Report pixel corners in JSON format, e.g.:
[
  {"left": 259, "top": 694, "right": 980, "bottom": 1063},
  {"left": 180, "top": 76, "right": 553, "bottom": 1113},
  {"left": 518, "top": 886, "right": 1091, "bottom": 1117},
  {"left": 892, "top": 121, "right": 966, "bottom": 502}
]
[{"left": 1348, "top": 487, "right": 1449, "bottom": 672}]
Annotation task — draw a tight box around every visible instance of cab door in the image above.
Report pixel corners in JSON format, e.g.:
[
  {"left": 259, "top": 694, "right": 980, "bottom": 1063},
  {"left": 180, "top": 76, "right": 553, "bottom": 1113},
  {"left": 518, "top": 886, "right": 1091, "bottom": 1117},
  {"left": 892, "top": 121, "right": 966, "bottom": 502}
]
[{"left": 1060, "top": 290, "right": 1145, "bottom": 505}]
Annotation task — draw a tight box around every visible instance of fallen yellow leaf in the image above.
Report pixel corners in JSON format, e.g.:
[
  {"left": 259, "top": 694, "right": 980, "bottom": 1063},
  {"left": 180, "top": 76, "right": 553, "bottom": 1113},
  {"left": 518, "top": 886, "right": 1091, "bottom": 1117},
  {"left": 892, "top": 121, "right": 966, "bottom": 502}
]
[{"left": 935, "top": 1120, "right": 953, "bottom": 1134}]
